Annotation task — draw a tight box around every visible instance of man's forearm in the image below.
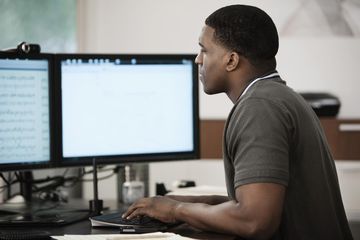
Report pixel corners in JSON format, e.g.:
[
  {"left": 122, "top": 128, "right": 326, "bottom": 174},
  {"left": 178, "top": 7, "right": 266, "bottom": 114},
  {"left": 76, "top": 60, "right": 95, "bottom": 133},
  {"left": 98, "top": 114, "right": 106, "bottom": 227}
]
[
  {"left": 166, "top": 194, "right": 229, "bottom": 205},
  {"left": 173, "top": 201, "right": 255, "bottom": 238},
  {"left": 171, "top": 183, "right": 285, "bottom": 240}
]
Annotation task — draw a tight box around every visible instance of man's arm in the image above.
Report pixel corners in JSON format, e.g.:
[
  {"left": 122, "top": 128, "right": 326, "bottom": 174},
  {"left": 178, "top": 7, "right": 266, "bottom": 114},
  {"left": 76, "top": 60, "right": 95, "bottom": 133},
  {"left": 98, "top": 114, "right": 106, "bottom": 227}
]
[
  {"left": 175, "top": 183, "right": 285, "bottom": 239},
  {"left": 165, "top": 194, "right": 229, "bottom": 205},
  {"left": 123, "top": 182, "right": 285, "bottom": 240}
]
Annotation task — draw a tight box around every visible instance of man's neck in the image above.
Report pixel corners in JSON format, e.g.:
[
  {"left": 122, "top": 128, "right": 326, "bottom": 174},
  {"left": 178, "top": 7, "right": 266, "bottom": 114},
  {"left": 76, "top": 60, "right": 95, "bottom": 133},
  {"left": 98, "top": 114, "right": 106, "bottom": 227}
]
[{"left": 226, "top": 67, "right": 276, "bottom": 103}]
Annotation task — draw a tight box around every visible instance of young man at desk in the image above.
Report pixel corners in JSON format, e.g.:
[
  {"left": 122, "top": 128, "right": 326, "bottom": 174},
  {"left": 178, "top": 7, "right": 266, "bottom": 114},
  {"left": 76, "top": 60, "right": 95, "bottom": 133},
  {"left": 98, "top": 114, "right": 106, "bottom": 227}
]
[{"left": 123, "top": 5, "right": 353, "bottom": 240}]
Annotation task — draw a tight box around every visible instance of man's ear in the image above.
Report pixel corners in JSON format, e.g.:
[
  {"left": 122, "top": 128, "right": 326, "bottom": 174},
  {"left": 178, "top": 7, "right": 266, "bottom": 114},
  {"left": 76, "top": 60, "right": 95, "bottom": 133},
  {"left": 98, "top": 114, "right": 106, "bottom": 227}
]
[{"left": 226, "top": 52, "right": 240, "bottom": 72}]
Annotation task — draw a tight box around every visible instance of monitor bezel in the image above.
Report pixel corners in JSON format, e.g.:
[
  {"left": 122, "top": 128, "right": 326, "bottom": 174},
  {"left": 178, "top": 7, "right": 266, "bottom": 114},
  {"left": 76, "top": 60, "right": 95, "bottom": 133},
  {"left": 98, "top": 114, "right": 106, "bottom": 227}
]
[
  {"left": 0, "top": 52, "right": 55, "bottom": 172},
  {"left": 54, "top": 53, "right": 199, "bottom": 168}
]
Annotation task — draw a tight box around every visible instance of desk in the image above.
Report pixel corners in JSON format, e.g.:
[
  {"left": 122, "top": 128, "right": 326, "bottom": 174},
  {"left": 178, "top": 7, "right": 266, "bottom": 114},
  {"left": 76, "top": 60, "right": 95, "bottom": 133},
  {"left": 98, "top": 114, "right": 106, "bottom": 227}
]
[
  {"left": 71, "top": 221, "right": 238, "bottom": 239},
  {"left": 0, "top": 199, "right": 238, "bottom": 240},
  {"left": 0, "top": 219, "right": 237, "bottom": 239}
]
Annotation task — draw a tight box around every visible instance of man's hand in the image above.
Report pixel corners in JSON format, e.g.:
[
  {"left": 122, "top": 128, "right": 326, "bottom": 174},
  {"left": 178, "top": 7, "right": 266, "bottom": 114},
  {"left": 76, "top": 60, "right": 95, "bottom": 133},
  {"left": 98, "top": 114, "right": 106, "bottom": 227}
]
[{"left": 122, "top": 196, "right": 181, "bottom": 223}]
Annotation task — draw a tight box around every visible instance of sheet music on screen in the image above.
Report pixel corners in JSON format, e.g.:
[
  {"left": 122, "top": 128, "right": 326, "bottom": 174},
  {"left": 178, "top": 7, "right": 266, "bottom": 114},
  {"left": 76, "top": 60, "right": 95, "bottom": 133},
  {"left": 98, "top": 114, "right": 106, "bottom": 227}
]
[{"left": 0, "top": 59, "right": 50, "bottom": 164}]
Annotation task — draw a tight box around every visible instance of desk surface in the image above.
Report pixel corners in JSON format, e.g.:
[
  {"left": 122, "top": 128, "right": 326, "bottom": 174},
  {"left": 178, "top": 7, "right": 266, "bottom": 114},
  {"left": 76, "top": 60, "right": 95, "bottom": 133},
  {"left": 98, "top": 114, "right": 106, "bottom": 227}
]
[
  {"left": 0, "top": 218, "right": 237, "bottom": 240},
  {"left": 68, "top": 221, "right": 236, "bottom": 239},
  {"left": 0, "top": 199, "right": 238, "bottom": 240}
]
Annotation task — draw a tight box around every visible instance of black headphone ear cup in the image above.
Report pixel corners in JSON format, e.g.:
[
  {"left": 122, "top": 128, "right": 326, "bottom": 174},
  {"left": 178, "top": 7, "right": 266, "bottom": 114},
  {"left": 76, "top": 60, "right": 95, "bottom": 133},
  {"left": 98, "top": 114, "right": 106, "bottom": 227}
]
[
  {"left": 17, "top": 42, "right": 28, "bottom": 53},
  {"left": 15, "top": 42, "right": 41, "bottom": 54}
]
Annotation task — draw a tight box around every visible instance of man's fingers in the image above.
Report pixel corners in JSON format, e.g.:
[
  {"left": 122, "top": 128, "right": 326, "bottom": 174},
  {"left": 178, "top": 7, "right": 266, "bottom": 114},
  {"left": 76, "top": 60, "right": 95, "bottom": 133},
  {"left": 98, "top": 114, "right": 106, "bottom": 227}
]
[
  {"left": 126, "top": 208, "right": 145, "bottom": 220},
  {"left": 122, "top": 210, "right": 131, "bottom": 219},
  {"left": 122, "top": 202, "right": 139, "bottom": 218},
  {"left": 122, "top": 198, "right": 147, "bottom": 218}
]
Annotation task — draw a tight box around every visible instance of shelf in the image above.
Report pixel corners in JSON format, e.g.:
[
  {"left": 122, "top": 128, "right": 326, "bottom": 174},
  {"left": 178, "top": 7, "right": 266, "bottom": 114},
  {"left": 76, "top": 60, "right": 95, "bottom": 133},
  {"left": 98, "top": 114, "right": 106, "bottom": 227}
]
[{"left": 200, "top": 118, "right": 360, "bottom": 160}]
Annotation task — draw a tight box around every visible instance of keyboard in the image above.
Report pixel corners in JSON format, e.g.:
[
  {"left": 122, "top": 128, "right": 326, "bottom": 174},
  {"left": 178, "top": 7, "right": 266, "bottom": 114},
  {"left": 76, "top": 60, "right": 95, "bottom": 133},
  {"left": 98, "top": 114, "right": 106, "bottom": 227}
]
[{"left": 90, "top": 212, "right": 169, "bottom": 228}]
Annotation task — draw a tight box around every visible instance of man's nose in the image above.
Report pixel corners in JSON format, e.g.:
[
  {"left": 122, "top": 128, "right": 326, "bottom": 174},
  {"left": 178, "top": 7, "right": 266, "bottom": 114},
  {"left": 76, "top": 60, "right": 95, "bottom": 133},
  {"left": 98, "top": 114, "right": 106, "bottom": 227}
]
[{"left": 195, "top": 53, "right": 202, "bottom": 65}]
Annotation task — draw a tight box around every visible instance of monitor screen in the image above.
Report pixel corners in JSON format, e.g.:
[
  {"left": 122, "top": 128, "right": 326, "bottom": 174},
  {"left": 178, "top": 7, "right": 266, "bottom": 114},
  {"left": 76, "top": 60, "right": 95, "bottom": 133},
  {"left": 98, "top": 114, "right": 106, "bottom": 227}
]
[
  {"left": 56, "top": 54, "right": 199, "bottom": 166},
  {"left": 0, "top": 53, "right": 53, "bottom": 171}
]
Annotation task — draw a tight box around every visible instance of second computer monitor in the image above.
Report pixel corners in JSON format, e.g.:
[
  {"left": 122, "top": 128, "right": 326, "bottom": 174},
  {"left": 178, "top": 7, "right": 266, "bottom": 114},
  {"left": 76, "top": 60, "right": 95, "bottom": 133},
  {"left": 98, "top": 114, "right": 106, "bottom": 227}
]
[
  {"left": 56, "top": 54, "right": 199, "bottom": 166},
  {"left": 0, "top": 53, "right": 53, "bottom": 171}
]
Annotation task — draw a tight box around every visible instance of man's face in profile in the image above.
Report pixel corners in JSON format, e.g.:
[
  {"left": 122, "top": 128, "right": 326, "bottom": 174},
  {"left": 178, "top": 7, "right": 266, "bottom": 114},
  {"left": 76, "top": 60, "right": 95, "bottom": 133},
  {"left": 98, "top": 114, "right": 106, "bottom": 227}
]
[{"left": 195, "top": 26, "right": 229, "bottom": 95}]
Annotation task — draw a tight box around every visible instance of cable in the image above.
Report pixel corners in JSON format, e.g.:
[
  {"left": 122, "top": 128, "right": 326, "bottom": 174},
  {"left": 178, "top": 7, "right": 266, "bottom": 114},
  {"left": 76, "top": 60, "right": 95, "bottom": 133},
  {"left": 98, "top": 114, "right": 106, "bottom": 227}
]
[
  {"left": 0, "top": 173, "right": 18, "bottom": 191},
  {"left": 78, "top": 165, "right": 120, "bottom": 182},
  {"left": 0, "top": 173, "right": 10, "bottom": 185},
  {"left": 62, "top": 166, "right": 119, "bottom": 185},
  {"left": 1, "top": 166, "right": 121, "bottom": 201},
  {"left": 81, "top": 172, "right": 116, "bottom": 182}
]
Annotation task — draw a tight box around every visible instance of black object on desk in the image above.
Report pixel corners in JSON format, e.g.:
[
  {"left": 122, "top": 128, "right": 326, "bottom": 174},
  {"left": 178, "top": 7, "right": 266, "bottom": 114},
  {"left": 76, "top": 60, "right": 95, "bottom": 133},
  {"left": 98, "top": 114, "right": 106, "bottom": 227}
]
[
  {"left": 300, "top": 92, "right": 341, "bottom": 117},
  {"left": 90, "top": 212, "right": 170, "bottom": 233},
  {"left": 0, "top": 230, "right": 52, "bottom": 240},
  {"left": 0, "top": 199, "right": 90, "bottom": 227},
  {"left": 0, "top": 210, "right": 90, "bottom": 227}
]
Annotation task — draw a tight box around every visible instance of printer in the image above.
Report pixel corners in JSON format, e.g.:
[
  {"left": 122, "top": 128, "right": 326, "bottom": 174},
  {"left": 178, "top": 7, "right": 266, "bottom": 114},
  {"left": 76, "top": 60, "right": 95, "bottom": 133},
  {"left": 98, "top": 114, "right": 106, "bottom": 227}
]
[{"left": 299, "top": 92, "right": 341, "bottom": 117}]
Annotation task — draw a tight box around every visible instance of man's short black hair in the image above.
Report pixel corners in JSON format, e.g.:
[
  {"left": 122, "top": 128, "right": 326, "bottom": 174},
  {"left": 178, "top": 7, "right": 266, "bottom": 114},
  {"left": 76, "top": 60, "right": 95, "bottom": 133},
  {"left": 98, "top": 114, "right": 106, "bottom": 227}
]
[{"left": 205, "top": 5, "right": 279, "bottom": 68}]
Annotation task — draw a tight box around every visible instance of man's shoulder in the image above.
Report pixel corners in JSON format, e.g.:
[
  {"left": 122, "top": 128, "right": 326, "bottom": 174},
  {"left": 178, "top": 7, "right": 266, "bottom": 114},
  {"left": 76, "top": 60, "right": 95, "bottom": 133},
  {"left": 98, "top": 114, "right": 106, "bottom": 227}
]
[
  {"left": 236, "top": 78, "right": 308, "bottom": 116},
  {"left": 244, "top": 78, "right": 293, "bottom": 101},
  {"left": 233, "top": 80, "right": 292, "bottom": 114}
]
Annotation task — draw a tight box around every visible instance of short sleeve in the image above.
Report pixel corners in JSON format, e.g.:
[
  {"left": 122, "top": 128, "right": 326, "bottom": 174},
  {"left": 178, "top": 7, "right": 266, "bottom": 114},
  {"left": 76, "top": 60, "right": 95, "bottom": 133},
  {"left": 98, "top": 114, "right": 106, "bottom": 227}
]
[{"left": 226, "top": 98, "right": 291, "bottom": 189}]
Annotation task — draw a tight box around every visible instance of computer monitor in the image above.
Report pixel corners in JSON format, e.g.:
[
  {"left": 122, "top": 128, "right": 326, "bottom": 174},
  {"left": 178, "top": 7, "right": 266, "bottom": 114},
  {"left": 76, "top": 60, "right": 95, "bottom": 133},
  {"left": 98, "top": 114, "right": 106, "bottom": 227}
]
[
  {"left": 0, "top": 53, "right": 199, "bottom": 225},
  {"left": 0, "top": 53, "right": 54, "bottom": 172},
  {"left": 55, "top": 54, "right": 199, "bottom": 167}
]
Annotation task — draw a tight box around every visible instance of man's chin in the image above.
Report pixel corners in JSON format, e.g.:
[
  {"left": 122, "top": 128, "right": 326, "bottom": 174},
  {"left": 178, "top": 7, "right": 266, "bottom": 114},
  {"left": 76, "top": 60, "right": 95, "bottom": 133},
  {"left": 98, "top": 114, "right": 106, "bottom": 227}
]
[{"left": 202, "top": 86, "right": 220, "bottom": 95}]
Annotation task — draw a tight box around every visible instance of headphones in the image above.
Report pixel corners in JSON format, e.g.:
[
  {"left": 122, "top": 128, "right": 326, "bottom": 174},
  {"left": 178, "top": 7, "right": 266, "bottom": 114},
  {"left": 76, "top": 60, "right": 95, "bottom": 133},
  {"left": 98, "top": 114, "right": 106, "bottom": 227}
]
[{"left": 2, "top": 42, "right": 41, "bottom": 54}]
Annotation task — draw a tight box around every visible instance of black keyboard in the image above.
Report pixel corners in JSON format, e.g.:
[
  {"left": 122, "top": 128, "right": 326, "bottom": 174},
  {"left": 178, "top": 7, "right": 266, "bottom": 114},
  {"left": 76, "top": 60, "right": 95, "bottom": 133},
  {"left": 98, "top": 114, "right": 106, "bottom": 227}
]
[{"left": 91, "top": 212, "right": 168, "bottom": 228}]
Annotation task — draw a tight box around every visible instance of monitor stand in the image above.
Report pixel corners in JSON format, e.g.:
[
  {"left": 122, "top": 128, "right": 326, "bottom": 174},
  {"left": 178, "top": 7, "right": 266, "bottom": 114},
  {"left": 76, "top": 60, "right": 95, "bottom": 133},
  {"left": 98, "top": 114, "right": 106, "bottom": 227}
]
[
  {"left": 89, "top": 158, "right": 103, "bottom": 216},
  {"left": 0, "top": 170, "right": 90, "bottom": 226},
  {"left": 0, "top": 171, "right": 37, "bottom": 215},
  {"left": 19, "top": 171, "right": 33, "bottom": 202}
]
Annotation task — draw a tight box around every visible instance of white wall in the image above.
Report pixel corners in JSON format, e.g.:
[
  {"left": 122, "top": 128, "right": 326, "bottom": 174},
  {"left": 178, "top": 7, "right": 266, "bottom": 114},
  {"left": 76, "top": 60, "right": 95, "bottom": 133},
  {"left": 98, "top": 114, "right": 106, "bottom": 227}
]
[
  {"left": 78, "top": 0, "right": 360, "bottom": 119},
  {"left": 78, "top": 0, "right": 360, "bottom": 212}
]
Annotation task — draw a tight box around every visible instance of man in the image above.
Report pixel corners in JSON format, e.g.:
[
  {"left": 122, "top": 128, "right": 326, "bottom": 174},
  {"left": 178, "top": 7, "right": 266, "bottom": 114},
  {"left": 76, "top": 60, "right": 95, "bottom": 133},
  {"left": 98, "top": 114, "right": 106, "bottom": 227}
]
[{"left": 123, "top": 5, "right": 353, "bottom": 240}]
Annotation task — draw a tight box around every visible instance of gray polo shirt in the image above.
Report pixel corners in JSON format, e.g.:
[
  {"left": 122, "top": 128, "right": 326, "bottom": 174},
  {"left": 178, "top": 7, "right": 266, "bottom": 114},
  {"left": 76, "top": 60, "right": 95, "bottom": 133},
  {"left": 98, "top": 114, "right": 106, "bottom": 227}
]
[{"left": 223, "top": 76, "right": 353, "bottom": 239}]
